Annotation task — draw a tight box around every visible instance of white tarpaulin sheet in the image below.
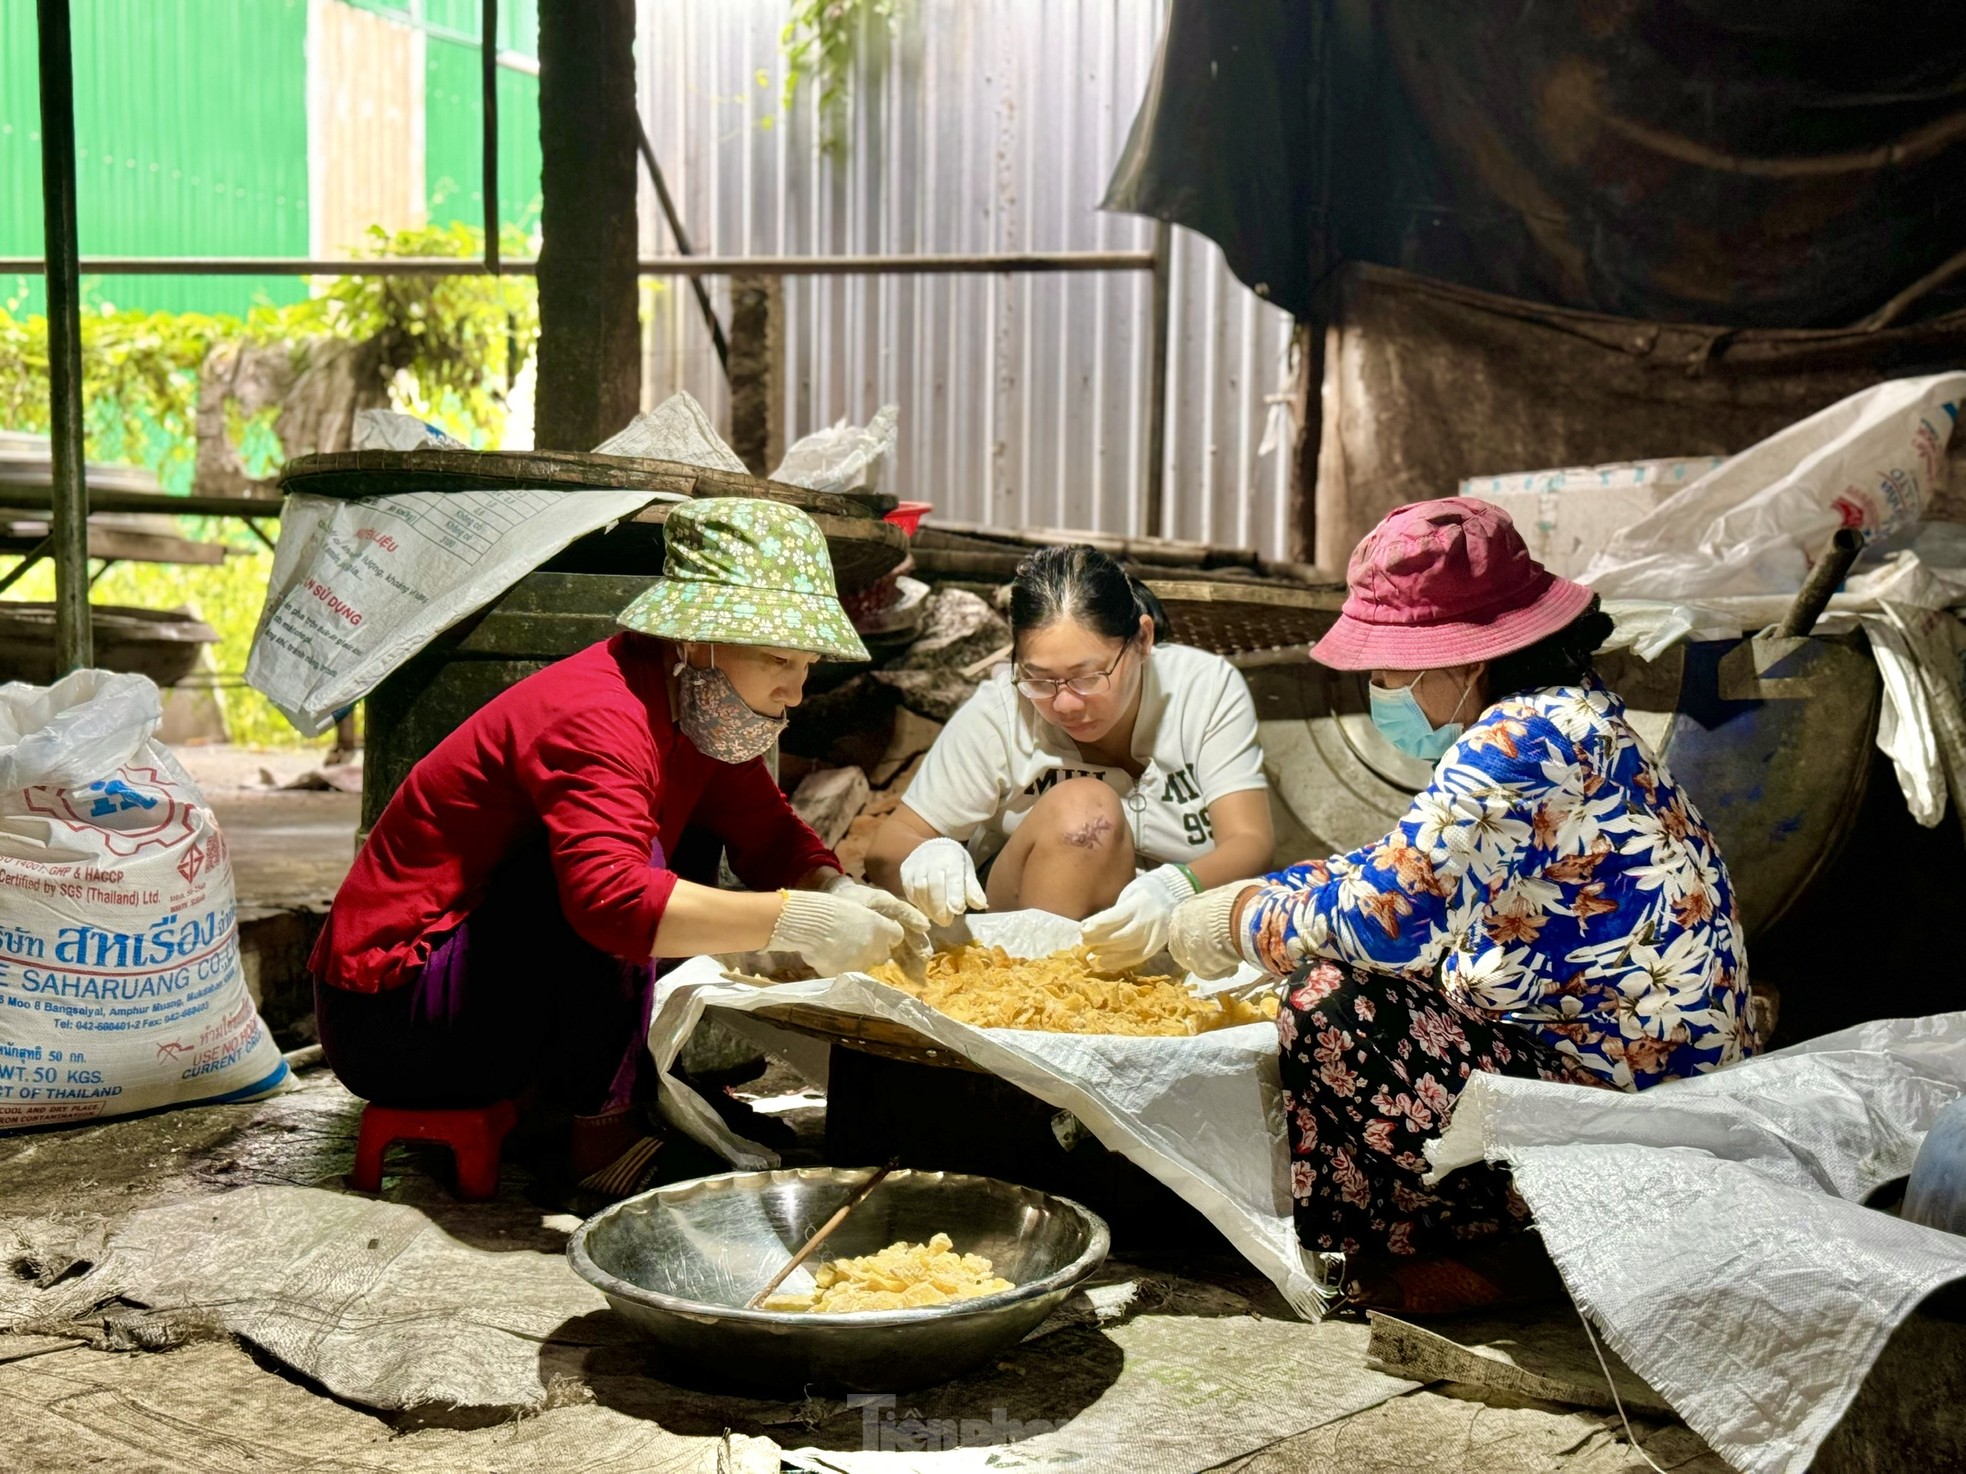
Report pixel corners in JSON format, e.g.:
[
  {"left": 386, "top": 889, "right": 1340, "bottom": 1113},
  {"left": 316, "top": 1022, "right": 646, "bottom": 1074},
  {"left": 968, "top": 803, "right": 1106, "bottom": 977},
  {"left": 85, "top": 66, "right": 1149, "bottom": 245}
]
[
  {"left": 1429, "top": 1012, "right": 1966, "bottom": 1474},
  {"left": 1598, "top": 544, "right": 1966, "bottom": 829},
  {"left": 245, "top": 396, "right": 744, "bottom": 735},
  {"left": 1497, "top": 376, "right": 1966, "bottom": 829},
  {"left": 649, "top": 912, "right": 1324, "bottom": 1318},
  {"left": 1580, "top": 372, "right": 1966, "bottom": 599}
]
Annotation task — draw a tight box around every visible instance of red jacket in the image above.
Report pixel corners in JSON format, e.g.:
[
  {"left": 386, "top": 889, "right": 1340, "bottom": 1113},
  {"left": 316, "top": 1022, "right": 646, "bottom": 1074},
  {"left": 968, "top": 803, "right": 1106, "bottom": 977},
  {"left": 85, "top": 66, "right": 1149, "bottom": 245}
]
[{"left": 313, "top": 633, "right": 837, "bottom": 992}]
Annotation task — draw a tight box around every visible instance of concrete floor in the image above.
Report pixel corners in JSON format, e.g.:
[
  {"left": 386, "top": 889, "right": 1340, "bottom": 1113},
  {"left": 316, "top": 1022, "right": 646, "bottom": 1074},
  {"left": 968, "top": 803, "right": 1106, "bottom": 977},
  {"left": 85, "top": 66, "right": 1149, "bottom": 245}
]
[
  {"left": 0, "top": 1058, "right": 1724, "bottom": 1474},
  {"left": 172, "top": 744, "right": 361, "bottom": 1042},
  {"left": 174, "top": 744, "right": 361, "bottom": 907},
  {"left": 54, "top": 746, "right": 1921, "bottom": 1471},
  {"left": 5, "top": 741, "right": 1728, "bottom": 1471}
]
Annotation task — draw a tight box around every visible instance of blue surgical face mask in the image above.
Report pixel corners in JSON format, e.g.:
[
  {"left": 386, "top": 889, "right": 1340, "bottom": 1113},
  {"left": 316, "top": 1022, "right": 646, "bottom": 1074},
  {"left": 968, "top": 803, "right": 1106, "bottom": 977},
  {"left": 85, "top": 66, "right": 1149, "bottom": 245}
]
[{"left": 1369, "top": 673, "right": 1474, "bottom": 762}]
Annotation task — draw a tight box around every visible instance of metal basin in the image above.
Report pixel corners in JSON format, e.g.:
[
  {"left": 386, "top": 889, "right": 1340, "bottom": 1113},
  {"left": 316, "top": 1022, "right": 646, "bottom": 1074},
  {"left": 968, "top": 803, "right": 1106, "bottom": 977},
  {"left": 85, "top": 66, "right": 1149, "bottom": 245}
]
[{"left": 567, "top": 1167, "right": 1110, "bottom": 1394}]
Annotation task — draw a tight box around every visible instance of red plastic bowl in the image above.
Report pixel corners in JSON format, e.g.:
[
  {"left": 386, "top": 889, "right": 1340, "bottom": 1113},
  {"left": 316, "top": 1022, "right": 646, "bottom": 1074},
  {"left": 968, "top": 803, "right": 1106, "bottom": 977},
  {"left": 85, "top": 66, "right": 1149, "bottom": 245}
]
[{"left": 884, "top": 501, "right": 932, "bottom": 538}]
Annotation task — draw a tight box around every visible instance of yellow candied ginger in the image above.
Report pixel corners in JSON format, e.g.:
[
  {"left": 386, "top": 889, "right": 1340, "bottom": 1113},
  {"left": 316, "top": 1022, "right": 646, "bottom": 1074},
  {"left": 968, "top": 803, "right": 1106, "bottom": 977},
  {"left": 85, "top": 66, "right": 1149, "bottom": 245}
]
[
  {"left": 868, "top": 942, "right": 1278, "bottom": 1036},
  {"left": 759, "top": 1232, "right": 1015, "bottom": 1313}
]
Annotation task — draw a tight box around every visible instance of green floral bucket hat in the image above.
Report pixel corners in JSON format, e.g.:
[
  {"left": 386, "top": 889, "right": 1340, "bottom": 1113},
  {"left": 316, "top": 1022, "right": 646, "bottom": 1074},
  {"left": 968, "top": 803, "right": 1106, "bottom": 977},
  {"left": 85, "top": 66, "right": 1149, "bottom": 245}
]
[{"left": 616, "top": 497, "right": 870, "bottom": 661}]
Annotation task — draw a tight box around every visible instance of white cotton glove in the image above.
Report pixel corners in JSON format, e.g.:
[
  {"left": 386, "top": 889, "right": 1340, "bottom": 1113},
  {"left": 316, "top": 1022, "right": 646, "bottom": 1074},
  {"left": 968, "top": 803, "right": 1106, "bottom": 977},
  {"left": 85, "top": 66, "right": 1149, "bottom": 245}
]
[
  {"left": 898, "top": 837, "right": 988, "bottom": 927},
  {"left": 1080, "top": 864, "right": 1198, "bottom": 973},
  {"left": 1168, "top": 883, "right": 1252, "bottom": 982},
  {"left": 818, "top": 872, "right": 933, "bottom": 982},
  {"left": 766, "top": 890, "right": 906, "bottom": 978}
]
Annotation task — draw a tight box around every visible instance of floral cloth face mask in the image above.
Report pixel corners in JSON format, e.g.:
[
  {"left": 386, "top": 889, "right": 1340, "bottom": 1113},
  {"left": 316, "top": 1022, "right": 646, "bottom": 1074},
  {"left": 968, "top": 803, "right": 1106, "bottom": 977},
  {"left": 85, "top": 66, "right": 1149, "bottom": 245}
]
[{"left": 673, "top": 651, "right": 787, "bottom": 763}]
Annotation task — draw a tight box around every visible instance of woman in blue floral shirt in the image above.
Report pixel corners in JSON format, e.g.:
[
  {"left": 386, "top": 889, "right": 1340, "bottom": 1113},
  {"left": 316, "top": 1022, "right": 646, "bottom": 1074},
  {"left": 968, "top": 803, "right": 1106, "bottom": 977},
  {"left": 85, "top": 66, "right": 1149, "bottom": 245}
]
[{"left": 1171, "top": 498, "right": 1756, "bottom": 1310}]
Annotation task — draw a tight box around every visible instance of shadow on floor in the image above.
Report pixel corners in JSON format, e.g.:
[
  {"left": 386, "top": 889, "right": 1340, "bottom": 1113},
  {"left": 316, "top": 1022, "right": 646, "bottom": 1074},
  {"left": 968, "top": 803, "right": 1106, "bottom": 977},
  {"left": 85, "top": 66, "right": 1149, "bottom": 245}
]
[{"left": 542, "top": 1311, "right": 1128, "bottom": 1452}]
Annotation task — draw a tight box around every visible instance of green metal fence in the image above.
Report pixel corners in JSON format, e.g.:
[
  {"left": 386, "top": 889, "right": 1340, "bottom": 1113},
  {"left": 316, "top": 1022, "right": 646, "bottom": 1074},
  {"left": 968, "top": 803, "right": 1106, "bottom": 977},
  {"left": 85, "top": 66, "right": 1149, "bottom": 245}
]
[
  {"left": 0, "top": 0, "right": 310, "bottom": 316},
  {"left": 0, "top": 0, "right": 542, "bottom": 320},
  {"left": 426, "top": 35, "right": 542, "bottom": 234}
]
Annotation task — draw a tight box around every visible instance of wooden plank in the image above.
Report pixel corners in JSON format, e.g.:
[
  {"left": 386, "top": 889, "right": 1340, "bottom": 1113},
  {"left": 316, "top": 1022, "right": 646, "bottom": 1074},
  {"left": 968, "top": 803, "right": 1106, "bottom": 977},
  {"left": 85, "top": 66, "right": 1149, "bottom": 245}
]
[
  {"left": 279, "top": 449, "right": 874, "bottom": 522},
  {"left": 0, "top": 522, "right": 227, "bottom": 566},
  {"left": 1366, "top": 1310, "right": 1673, "bottom": 1416},
  {"left": 0, "top": 487, "right": 280, "bottom": 518},
  {"left": 1143, "top": 578, "right": 1347, "bottom": 611},
  {"left": 919, "top": 519, "right": 1254, "bottom": 569},
  {"left": 82, "top": 528, "right": 227, "bottom": 566}
]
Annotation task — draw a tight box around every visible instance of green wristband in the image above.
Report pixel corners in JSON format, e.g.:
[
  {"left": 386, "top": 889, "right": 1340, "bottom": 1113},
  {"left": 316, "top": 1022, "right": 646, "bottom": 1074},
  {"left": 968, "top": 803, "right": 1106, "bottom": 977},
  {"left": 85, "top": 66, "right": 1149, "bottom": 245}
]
[{"left": 1175, "top": 863, "right": 1202, "bottom": 895}]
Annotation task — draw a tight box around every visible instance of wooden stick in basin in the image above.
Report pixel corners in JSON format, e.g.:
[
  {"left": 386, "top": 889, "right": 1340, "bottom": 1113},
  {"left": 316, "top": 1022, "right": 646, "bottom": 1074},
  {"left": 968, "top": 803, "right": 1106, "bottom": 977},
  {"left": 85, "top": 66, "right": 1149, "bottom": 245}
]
[{"left": 746, "top": 1161, "right": 899, "bottom": 1310}]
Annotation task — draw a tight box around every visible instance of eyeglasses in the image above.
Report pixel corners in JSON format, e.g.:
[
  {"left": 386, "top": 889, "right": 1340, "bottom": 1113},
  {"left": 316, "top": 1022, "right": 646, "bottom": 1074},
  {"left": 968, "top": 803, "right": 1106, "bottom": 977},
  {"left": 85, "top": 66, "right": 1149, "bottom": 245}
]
[{"left": 1015, "top": 640, "right": 1130, "bottom": 701}]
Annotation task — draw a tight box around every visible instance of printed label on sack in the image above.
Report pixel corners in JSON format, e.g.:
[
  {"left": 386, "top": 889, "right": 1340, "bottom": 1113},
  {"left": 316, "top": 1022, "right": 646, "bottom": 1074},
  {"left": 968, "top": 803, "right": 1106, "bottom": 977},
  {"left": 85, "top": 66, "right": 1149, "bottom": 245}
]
[
  {"left": 0, "top": 756, "right": 283, "bottom": 1131},
  {"left": 22, "top": 769, "right": 194, "bottom": 855}
]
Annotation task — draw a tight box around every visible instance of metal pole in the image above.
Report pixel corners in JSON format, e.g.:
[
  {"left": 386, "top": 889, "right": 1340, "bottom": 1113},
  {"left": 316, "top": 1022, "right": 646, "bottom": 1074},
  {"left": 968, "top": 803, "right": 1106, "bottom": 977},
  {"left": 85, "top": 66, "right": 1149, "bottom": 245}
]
[
  {"left": 0, "top": 249, "right": 1159, "bottom": 277},
  {"left": 636, "top": 119, "right": 730, "bottom": 374},
  {"left": 35, "top": 0, "right": 89, "bottom": 673},
  {"left": 482, "top": 0, "right": 499, "bottom": 275},
  {"left": 1143, "top": 220, "right": 1172, "bottom": 541}
]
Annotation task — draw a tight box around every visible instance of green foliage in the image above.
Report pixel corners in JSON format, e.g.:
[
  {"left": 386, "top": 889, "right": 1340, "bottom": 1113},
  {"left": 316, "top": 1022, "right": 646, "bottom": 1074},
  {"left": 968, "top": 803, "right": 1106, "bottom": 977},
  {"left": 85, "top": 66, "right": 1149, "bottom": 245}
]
[
  {"left": 294, "top": 221, "right": 539, "bottom": 448},
  {"left": 0, "top": 219, "right": 540, "bottom": 483},
  {"left": 0, "top": 307, "right": 231, "bottom": 494},
  {"left": 0, "top": 219, "right": 542, "bottom": 745},
  {"left": 781, "top": 0, "right": 901, "bottom": 157}
]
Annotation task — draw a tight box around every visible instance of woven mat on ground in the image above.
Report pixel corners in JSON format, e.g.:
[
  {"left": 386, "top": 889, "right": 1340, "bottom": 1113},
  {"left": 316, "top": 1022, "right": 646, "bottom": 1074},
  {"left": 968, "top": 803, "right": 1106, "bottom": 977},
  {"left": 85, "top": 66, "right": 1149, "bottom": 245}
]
[{"left": 0, "top": 1182, "right": 1422, "bottom": 1471}]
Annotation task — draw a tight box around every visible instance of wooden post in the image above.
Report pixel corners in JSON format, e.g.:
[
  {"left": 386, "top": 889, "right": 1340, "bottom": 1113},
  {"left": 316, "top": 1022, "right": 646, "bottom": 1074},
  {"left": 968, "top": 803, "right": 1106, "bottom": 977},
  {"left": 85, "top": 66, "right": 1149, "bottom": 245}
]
[
  {"left": 36, "top": 0, "right": 89, "bottom": 673},
  {"left": 481, "top": 0, "right": 499, "bottom": 276},
  {"left": 1288, "top": 317, "right": 1325, "bottom": 565},
  {"left": 727, "top": 273, "right": 783, "bottom": 476},
  {"left": 535, "top": 0, "right": 640, "bottom": 450},
  {"left": 1143, "top": 221, "right": 1172, "bottom": 540}
]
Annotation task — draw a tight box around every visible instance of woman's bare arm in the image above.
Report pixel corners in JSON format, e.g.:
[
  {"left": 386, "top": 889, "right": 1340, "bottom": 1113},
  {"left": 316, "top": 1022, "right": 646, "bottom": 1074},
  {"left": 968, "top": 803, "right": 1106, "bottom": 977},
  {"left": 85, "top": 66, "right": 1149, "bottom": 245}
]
[
  {"left": 649, "top": 880, "right": 785, "bottom": 959},
  {"left": 862, "top": 803, "right": 945, "bottom": 895},
  {"left": 1185, "top": 789, "right": 1275, "bottom": 889}
]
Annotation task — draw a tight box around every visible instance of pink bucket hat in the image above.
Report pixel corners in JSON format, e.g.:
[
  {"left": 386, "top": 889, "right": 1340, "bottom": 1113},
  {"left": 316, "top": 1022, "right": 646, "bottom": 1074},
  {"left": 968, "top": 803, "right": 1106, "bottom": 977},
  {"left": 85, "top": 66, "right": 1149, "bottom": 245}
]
[{"left": 1310, "top": 497, "right": 1595, "bottom": 671}]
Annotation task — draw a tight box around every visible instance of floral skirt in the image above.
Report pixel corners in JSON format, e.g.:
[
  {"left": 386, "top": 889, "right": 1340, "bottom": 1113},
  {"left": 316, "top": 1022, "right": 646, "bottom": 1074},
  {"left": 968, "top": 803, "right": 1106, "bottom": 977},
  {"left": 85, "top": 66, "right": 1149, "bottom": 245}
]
[{"left": 1277, "top": 959, "right": 1603, "bottom": 1259}]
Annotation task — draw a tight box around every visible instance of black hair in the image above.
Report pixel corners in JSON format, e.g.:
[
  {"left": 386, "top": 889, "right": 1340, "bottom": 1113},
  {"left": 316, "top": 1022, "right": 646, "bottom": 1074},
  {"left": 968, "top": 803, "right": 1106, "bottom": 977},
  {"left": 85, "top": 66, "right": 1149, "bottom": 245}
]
[
  {"left": 1485, "top": 596, "right": 1616, "bottom": 699},
  {"left": 1007, "top": 544, "right": 1173, "bottom": 647}
]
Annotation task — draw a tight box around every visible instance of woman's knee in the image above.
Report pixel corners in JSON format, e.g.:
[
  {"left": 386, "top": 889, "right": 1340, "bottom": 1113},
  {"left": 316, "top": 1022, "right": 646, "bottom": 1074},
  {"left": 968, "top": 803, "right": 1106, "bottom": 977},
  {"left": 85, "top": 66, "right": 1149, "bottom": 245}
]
[
  {"left": 1275, "top": 960, "right": 1387, "bottom": 1060},
  {"left": 1025, "top": 777, "right": 1128, "bottom": 853},
  {"left": 1283, "top": 959, "right": 1378, "bottom": 1016}
]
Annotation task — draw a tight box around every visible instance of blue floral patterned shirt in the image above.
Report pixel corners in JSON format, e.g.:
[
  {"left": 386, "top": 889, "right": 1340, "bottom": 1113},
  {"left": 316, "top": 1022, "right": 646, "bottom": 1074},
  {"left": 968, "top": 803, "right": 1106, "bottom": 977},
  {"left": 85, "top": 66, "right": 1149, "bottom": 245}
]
[{"left": 1242, "top": 676, "right": 1756, "bottom": 1090}]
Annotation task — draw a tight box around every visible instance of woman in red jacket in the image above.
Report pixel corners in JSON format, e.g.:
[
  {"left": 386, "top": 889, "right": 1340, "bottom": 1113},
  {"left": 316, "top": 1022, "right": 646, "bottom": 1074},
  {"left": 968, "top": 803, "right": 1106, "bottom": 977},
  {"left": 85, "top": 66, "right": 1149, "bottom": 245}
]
[{"left": 312, "top": 498, "right": 927, "bottom": 1194}]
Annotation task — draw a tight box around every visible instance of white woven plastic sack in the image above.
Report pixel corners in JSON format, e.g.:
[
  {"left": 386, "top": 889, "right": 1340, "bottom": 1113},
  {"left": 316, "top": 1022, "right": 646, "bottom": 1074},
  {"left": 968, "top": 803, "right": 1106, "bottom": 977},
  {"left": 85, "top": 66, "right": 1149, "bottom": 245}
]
[
  {"left": 1582, "top": 372, "right": 1966, "bottom": 599},
  {"left": 0, "top": 670, "right": 287, "bottom": 1131},
  {"left": 250, "top": 396, "right": 769, "bottom": 737},
  {"left": 1430, "top": 1013, "right": 1966, "bottom": 1474},
  {"left": 772, "top": 404, "right": 899, "bottom": 494},
  {"left": 649, "top": 911, "right": 1322, "bottom": 1317}
]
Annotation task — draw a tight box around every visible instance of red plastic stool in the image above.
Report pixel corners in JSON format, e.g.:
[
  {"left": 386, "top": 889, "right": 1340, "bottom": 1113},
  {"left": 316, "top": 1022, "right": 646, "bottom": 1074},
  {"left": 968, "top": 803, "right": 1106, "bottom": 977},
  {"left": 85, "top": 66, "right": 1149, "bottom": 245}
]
[{"left": 350, "top": 1099, "right": 520, "bottom": 1200}]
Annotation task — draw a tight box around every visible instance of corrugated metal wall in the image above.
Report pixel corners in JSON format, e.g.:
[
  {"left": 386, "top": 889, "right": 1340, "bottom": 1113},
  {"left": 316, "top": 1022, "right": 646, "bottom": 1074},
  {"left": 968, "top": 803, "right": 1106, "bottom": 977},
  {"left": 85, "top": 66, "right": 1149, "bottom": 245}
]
[
  {"left": 311, "top": 0, "right": 423, "bottom": 255},
  {"left": 0, "top": 0, "right": 311, "bottom": 317},
  {"left": 317, "top": 0, "right": 543, "bottom": 241},
  {"left": 636, "top": 0, "right": 1300, "bottom": 556},
  {"left": 345, "top": 0, "right": 539, "bottom": 55},
  {"left": 0, "top": 0, "right": 1294, "bottom": 552},
  {"left": 423, "top": 35, "right": 543, "bottom": 232}
]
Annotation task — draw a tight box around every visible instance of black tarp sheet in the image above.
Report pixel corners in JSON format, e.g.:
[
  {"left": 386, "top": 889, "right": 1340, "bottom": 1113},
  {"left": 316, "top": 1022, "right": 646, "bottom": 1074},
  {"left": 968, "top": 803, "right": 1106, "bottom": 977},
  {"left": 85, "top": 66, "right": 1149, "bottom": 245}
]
[{"left": 1104, "top": 1, "right": 1966, "bottom": 330}]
